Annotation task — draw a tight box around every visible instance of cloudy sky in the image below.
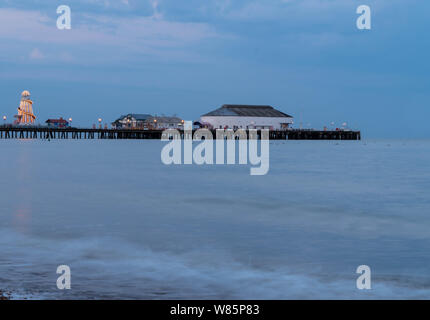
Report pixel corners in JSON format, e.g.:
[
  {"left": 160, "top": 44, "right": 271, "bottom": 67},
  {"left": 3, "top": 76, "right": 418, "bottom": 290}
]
[{"left": 0, "top": 0, "right": 428, "bottom": 137}]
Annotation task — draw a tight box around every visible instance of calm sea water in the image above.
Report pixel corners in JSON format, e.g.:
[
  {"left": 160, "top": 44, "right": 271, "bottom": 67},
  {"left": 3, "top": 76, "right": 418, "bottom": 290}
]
[{"left": 0, "top": 139, "right": 429, "bottom": 299}]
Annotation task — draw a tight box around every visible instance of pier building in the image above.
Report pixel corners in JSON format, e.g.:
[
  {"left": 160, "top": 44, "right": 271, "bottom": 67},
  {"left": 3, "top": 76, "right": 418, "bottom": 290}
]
[
  {"left": 112, "top": 114, "right": 152, "bottom": 129},
  {"left": 200, "top": 105, "right": 293, "bottom": 130},
  {"left": 145, "top": 116, "right": 184, "bottom": 130},
  {"left": 46, "top": 118, "right": 70, "bottom": 128}
]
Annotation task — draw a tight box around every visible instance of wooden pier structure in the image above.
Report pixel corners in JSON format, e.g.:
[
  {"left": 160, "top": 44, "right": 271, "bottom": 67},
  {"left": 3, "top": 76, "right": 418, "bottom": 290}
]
[{"left": 0, "top": 127, "right": 361, "bottom": 140}]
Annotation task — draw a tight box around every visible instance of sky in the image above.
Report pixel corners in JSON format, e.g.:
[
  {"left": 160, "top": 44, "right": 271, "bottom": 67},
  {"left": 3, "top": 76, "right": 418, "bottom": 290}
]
[{"left": 0, "top": 0, "right": 428, "bottom": 138}]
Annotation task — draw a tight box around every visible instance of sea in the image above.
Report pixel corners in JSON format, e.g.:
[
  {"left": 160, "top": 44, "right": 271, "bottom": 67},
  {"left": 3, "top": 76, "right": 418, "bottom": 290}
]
[{"left": 0, "top": 139, "right": 429, "bottom": 299}]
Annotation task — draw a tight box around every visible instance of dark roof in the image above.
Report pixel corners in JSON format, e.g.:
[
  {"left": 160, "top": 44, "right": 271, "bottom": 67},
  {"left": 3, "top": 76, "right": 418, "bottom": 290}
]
[
  {"left": 114, "top": 114, "right": 152, "bottom": 122},
  {"left": 46, "top": 118, "right": 68, "bottom": 123},
  {"left": 201, "top": 105, "right": 292, "bottom": 118}
]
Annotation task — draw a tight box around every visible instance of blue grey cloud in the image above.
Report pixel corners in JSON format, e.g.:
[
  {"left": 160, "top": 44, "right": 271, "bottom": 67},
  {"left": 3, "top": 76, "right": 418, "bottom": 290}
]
[{"left": 0, "top": 0, "right": 429, "bottom": 137}]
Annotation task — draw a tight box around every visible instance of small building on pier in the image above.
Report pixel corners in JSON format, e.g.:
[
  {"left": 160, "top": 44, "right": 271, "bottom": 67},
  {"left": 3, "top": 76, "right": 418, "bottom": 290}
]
[
  {"left": 200, "top": 105, "right": 293, "bottom": 130},
  {"left": 112, "top": 114, "right": 152, "bottom": 129},
  {"left": 145, "top": 116, "right": 184, "bottom": 130},
  {"left": 45, "top": 117, "right": 69, "bottom": 128}
]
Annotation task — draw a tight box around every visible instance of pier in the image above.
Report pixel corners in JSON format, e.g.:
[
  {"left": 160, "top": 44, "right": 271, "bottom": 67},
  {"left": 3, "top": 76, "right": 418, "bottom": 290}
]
[{"left": 0, "top": 127, "right": 361, "bottom": 140}]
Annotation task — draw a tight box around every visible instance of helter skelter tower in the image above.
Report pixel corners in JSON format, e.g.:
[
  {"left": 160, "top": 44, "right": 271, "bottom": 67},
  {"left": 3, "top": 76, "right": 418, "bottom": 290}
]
[{"left": 15, "top": 90, "right": 36, "bottom": 125}]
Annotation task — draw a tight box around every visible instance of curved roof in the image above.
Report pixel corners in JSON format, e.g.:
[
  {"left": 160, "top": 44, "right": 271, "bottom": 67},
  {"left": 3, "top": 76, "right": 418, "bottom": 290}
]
[{"left": 202, "top": 105, "right": 293, "bottom": 118}]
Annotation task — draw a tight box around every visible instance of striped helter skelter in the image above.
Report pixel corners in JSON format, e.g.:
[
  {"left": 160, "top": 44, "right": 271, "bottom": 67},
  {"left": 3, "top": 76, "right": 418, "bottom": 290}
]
[{"left": 16, "top": 90, "right": 36, "bottom": 124}]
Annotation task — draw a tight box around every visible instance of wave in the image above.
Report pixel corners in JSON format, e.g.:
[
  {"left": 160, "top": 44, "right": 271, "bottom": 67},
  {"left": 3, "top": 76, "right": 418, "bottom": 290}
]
[{"left": 1, "top": 229, "right": 430, "bottom": 300}]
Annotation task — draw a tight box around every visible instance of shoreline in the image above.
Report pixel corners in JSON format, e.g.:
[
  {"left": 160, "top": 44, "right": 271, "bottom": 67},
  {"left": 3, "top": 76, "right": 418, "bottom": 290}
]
[{"left": 0, "top": 290, "right": 11, "bottom": 300}]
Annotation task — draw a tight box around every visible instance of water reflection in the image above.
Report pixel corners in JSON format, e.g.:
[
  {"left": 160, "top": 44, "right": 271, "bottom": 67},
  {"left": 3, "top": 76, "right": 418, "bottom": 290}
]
[
  {"left": 12, "top": 206, "right": 32, "bottom": 234},
  {"left": 11, "top": 141, "right": 34, "bottom": 234}
]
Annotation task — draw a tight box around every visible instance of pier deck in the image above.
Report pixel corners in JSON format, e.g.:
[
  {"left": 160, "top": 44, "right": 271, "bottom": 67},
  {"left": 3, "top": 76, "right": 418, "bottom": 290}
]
[{"left": 0, "top": 127, "right": 361, "bottom": 140}]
